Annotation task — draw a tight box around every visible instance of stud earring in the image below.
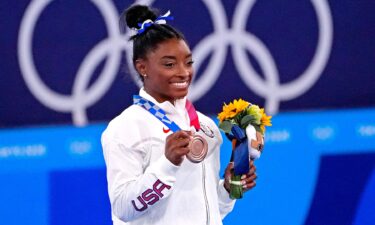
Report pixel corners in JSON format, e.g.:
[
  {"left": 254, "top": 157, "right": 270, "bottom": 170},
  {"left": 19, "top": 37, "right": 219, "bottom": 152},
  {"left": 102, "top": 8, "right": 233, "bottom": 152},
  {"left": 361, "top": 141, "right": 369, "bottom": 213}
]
[{"left": 142, "top": 74, "right": 148, "bottom": 78}]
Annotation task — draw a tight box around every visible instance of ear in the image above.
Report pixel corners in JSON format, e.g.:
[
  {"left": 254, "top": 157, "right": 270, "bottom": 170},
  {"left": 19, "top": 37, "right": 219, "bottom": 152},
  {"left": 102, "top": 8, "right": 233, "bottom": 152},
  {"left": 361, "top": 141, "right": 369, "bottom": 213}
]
[{"left": 135, "top": 59, "right": 147, "bottom": 77}]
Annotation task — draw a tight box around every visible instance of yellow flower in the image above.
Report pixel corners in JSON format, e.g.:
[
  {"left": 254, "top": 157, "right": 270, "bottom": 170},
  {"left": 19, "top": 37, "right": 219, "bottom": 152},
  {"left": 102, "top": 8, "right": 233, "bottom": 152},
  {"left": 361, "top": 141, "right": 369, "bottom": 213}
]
[
  {"left": 218, "top": 99, "right": 250, "bottom": 122},
  {"left": 260, "top": 108, "right": 272, "bottom": 133},
  {"left": 232, "top": 99, "right": 250, "bottom": 113},
  {"left": 218, "top": 102, "right": 236, "bottom": 122}
]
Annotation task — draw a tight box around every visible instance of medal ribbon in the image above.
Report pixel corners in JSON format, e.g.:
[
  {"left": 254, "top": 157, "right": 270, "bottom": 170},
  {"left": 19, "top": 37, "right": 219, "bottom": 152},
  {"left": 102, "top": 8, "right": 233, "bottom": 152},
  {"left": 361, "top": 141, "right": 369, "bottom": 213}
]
[
  {"left": 185, "top": 99, "right": 200, "bottom": 131},
  {"left": 133, "top": 95, "right": 200, "bottom": 132}
]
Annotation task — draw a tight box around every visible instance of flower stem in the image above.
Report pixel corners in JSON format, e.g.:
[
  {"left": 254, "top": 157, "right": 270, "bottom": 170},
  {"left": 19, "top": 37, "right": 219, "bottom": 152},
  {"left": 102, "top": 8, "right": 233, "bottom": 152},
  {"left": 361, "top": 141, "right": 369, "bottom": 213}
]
[{"left": 230, "top": 174, "right": 243, "bottom": 199}]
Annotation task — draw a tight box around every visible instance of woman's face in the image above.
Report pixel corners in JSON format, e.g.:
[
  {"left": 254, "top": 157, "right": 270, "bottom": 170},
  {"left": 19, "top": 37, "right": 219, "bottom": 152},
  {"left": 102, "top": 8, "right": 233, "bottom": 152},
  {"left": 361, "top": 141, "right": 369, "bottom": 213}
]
[{"left": 136, "top": 38, "right": 194, "bottom": 103}]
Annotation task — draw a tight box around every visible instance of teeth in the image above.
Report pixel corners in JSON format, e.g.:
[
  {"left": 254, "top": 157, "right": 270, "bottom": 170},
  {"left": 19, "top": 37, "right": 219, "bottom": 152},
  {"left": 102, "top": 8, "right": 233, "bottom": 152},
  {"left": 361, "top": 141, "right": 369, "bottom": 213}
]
[{"left": 171, "top": 81, "right": 188, "bottom": 88}]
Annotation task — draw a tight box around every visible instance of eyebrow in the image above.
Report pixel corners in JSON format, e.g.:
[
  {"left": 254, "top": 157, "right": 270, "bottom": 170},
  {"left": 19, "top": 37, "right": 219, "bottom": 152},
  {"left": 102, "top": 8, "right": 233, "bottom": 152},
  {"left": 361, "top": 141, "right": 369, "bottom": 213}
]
[{"left": 161, "top": 54, "right": 192, "bottom": 60}]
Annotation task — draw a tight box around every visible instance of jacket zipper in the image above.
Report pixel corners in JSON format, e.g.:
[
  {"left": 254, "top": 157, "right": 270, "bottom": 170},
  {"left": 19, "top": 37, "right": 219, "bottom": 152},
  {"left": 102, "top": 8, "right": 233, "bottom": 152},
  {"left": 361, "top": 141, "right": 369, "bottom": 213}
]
[{"left": 202, "top": 161, "right": 210, "bottom": 225}]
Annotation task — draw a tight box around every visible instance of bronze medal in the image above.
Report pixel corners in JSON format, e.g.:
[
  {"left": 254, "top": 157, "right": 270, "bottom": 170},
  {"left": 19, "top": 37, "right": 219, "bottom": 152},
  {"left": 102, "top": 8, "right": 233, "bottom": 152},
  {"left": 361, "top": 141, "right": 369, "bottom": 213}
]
[{"left": 186, "top": 134, "right": 208, "bottom": 163}]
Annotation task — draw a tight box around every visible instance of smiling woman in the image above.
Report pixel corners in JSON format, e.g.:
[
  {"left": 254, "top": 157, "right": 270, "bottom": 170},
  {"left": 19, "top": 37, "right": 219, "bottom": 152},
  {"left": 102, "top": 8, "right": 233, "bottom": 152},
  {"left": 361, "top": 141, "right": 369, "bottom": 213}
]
[
  {"left": 136, "top": 38, "right": 194, "bottom": 103},
  {"left": 101, "top": 4, "right": 257, "bottom": 225}
]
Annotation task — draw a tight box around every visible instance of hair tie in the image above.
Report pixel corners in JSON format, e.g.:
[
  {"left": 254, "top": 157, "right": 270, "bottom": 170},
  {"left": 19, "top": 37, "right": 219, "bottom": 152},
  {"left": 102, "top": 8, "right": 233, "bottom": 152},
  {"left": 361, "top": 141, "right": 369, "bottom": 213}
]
[{"left": 136, "top": 10, "right": 174, "bottom": 34}]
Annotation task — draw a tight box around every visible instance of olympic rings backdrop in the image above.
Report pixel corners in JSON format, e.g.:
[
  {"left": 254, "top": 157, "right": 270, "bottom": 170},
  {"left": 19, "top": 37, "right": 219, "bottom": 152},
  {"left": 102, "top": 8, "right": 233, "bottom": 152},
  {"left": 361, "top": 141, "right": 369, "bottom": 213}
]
[{"left": 1, "top": 1, "right": 375, "bottom": 225}]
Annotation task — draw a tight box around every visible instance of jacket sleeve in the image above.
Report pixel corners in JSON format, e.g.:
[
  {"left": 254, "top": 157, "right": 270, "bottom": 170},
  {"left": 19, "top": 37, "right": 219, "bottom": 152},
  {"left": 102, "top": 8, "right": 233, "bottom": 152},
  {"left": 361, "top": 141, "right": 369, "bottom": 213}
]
[
  {"left": 101, "top": 134, "right": 179, "bottom": 222},
  {"left": 207, "top": 116, "right": 236, "bottom": 219},
  {"left": 217, "top": 179, "right": 236, "bottom": 219}
]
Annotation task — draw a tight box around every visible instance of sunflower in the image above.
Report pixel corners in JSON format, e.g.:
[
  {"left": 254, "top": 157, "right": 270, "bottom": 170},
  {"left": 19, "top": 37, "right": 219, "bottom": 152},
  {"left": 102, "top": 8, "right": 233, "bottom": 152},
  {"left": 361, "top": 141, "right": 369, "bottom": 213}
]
[
  {"left": 218, "top": 102, "right": 236, "bottom": 122},
  {"left": 260, "top": 108, "right": 272, "bottom": 133},
  {"left": 232, "top": 98, "right": 250, "bottom": 113},
  {"left": 218, "top": 98, "right": 272, "bottom": 134},
  {"left": 218, "top": 99, "right": 250, "bottom": 122}
]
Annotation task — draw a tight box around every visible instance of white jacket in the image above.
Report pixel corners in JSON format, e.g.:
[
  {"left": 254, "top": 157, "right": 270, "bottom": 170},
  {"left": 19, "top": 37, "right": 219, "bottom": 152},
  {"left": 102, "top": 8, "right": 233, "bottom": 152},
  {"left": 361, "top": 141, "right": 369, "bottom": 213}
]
[{"left": 101, "top": 89, "right": 235, "bottom": 225}]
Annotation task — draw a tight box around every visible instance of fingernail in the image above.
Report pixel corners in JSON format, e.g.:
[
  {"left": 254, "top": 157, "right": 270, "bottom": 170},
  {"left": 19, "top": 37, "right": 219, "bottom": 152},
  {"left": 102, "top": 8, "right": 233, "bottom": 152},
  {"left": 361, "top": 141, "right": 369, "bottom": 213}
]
[
  {"left": 241, "top": 175, "right": 246, "bottom": 179},
  {"left": 242, "top": 185, "right": 247, "bottom": 188},
  {"left": 241, "top": 181, "right": 246, "bottom": 185}
]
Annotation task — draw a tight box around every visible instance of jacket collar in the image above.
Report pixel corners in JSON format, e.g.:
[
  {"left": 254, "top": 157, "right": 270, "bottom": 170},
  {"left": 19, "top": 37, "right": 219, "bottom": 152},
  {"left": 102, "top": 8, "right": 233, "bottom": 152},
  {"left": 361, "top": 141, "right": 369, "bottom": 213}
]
[{"left": 139, "top": 88, "right": 187, "bottom": 115}]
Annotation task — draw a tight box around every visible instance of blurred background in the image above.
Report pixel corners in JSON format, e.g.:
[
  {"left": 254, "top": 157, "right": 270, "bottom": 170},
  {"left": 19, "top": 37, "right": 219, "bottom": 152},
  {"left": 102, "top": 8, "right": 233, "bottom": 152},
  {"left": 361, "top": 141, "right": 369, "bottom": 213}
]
[{"left": 1, "top": 0, "right": 375, "bottom": 225}]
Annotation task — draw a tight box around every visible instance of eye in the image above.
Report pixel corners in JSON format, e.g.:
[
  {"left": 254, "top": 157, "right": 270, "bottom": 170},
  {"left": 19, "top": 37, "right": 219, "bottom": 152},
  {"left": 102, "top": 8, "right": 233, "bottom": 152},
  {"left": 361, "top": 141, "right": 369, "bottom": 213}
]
[
  {"left": 187, "top": 60, "right": 194, "bottom": 66},
  {"left": 164, "top": 62, "right": 175, "bottom": 68}
]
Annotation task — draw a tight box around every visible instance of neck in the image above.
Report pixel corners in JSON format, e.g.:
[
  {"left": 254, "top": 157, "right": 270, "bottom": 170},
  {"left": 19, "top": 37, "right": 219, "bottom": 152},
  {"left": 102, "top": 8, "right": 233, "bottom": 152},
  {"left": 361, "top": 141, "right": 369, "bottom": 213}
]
[{"left": 143, "top": 88, "right": 176, "bottom": 105}]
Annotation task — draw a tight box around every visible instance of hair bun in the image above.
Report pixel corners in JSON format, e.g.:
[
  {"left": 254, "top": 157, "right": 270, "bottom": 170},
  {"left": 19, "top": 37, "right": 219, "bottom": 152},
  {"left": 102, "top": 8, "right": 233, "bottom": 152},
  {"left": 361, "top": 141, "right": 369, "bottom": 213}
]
[{"left": 120, "top": 5, "right": 157, "bottom": 32}]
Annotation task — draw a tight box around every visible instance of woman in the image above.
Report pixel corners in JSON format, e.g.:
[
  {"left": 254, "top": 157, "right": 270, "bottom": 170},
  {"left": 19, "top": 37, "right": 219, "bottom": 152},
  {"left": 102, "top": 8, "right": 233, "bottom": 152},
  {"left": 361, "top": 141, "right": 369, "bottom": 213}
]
[{"left": 101, "top": 4, "right": 257, "bottom": 225}]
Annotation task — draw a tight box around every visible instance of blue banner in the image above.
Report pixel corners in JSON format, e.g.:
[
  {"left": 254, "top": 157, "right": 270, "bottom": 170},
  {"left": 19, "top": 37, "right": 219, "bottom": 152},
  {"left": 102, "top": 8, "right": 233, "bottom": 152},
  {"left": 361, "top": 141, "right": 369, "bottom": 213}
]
[{"left": 1, "top": 108, "right": 375, "bottom": 225}]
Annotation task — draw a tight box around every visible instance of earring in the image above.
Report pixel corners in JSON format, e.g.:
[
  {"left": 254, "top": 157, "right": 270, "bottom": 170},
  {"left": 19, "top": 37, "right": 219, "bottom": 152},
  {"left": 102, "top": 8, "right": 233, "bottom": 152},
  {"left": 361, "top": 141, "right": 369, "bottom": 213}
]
[{"left": 142, "top": 74, "right": 148, "bottom": 78}]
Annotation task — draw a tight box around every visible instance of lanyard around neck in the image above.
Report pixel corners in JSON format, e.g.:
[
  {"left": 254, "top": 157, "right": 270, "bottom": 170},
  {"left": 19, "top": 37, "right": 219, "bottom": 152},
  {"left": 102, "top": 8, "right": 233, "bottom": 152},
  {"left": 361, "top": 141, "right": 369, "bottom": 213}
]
[{"left": 133, "top": 95, "right": 200, "bottom": 132}]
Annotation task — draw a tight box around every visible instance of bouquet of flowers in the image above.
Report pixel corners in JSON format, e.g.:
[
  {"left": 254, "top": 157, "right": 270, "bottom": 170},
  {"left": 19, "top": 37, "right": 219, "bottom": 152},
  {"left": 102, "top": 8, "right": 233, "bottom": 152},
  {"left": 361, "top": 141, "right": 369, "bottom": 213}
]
[{"left": 218, "top": 99, "right": 272, "bottom": 199}]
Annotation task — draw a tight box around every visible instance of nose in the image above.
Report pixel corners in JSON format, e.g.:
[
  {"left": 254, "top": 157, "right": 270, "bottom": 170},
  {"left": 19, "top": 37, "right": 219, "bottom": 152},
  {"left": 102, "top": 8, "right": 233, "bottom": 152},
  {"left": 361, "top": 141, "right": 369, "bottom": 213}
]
[{"left": 178, "top": 63, "right": 192, "bottom": 77}]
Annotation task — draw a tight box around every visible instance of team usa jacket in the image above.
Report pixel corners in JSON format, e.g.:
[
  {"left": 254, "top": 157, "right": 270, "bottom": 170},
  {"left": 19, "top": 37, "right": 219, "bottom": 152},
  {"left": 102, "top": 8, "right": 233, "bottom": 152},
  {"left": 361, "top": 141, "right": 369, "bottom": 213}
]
[{"left": 101, "top": 89, "right": 235, "bottom": 225}]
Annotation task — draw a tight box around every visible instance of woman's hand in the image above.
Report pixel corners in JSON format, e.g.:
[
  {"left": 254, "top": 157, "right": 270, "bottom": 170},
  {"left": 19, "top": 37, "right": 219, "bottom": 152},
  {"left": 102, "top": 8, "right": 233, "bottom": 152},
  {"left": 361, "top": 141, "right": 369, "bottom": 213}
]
[
  {"left": 165, "top": 130, "right": 192, "bottom": 165},
  {"left": 240, "top": 160, "right": 257, "bottom": 192},
  {"left": 224, "top": 160, "right": 257, "bottom": 193}
]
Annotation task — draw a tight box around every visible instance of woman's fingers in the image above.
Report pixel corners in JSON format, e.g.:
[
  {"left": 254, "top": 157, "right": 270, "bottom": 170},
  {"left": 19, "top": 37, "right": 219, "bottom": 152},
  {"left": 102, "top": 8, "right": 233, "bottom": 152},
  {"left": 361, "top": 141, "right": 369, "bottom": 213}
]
[
  {"left": 241, "top": 161, "right": 257, "bottom": 191},
  {"left": 173, "top": 130, "right": 192, "bottom": 140},
  {"left": 165, "top": 130, "right": 193, "bottom": 165},
  {"left": 243, "top": 180, "right": 256, "bottom": 190}
]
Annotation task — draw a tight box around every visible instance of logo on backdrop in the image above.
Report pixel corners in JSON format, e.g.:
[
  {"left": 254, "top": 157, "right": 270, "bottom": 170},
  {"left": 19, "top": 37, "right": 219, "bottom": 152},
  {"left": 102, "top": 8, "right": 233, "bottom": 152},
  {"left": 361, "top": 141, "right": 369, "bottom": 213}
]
[{"left": 18, "top": 0, "right": 333, "bottom": 126}]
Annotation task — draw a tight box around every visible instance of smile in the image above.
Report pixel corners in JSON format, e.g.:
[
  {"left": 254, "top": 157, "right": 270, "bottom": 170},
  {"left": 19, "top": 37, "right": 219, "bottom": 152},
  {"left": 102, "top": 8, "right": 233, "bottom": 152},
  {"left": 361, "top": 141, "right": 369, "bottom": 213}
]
[{"left": 171, "top": 81, "right": 189, "bottom": 88}]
